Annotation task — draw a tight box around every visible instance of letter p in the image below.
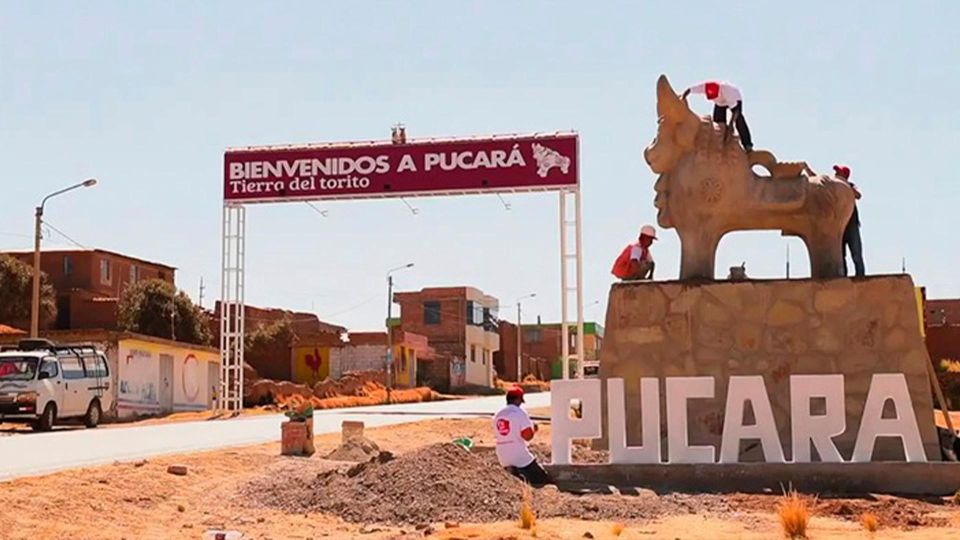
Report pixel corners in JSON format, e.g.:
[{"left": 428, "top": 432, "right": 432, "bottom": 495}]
[{"left": 550, "top": 379, "right": 602, "bottom": 465}]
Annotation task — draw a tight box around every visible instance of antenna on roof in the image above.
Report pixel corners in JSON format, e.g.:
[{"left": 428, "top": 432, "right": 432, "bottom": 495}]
[
  {"left": 400, "top": 198, "right": 419, "bottom": 215},
  {"left": 496, "top": 193, "right": 512, "bottom": 211}
]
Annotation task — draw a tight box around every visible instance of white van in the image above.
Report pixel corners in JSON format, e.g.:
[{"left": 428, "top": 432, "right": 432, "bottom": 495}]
[{"left": 0, "top": 339, "right": 112, "bottom": 431}]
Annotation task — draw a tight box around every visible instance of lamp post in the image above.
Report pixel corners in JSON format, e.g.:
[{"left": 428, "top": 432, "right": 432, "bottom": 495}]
[
  {"left": 515, "top": 293, "right": 536, "bottom": 381},
  {"left": 386, "top": 263, "right": 414, "bottom": 402},
  {"left": 31, "top": 179, "right": 97, "bottom": 337}
]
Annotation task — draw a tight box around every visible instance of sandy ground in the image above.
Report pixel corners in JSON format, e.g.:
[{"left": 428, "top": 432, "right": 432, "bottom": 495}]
[{"left": 1, "top": 409, "right": 958, "bottom": 539}]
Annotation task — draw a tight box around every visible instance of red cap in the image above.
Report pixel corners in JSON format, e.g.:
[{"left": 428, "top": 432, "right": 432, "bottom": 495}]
[
  {"left": 506, "top": 386, "right": 525, "bottom": 403},
  {"left": 833, "top": 165, "right": 851, "bottom": 179},
  {"left": 705, "top": 82, "right": 720, "bottom": 100}
]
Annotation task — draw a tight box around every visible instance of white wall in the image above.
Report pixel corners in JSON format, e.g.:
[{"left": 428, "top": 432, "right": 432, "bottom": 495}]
[
  {"left": 116, "top": 339, "right": 218, "bottom": 418},
  {"left": 330, "top": 344, "right": 385, "bottom": 379}
]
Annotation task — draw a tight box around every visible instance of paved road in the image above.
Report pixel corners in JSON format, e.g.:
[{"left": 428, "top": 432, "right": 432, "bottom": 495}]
[{"left": 0, "top": 392, "right": 550, "bottom": 482}]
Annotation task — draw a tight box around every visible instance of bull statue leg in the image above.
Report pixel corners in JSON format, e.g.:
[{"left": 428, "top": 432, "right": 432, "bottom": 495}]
[
  {"left": 805, "top": 229, "right": 845, "bottom": 279},
  {"left": 679, "top": 229, "right": 722, "bottom": 280}
]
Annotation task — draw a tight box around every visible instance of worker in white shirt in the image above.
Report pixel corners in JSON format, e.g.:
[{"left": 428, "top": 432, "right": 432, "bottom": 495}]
[
  {"left": 492, "top": 387, "right": 551, "bottom": 486},
  {"left": 681, "top": 80, "right": 754, "bottom": 152}
]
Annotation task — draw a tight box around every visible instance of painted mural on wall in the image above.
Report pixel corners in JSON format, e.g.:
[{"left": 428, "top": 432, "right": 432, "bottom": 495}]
[
  {"left": 118, "top": 348, "right": 159, "bottom": 413},
  {"left": 449, "top": 356, "right": 466, "bottom": 388},
  {"left": 292, "top": 346, "right": 331, "bottom": 386}
]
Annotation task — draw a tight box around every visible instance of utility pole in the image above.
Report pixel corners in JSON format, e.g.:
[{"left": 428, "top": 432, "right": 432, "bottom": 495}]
[
  {"left": 30, "top": 179, "right": 98, "bottom": 337},
  {"left": 515, "top": 293, "right": 536, "bottom": 382},
  {"left": 198, "top": 277, "right": 205, "bottom": 309},
  {"left": 386, "top": 263, "right": 414, "bottom": 402}
]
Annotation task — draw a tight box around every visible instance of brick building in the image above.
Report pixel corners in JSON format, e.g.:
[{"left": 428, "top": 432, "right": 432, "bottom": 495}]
[
  {"left": 925, "top": 297, "right": 960, "bottom": 364},
  {"left": 393, "top": 286, "right": 500, "bottom": 388},
  {"left": 1, "top": 248, "right": 175, "bottom": 331},
  {"left": 496, "top": 320, "right": 604, "bottom": 380},
  {"left": 212, "top": 302, "right": 346, "bottom": 382}
]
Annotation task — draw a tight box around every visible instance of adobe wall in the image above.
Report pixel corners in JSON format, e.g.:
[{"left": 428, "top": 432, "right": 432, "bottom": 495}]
[{"left": 598, "top": 275, "right": 940, "bottom": 461}]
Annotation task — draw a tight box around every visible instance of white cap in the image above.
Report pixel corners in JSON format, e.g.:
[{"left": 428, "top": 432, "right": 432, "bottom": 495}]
[{"left": 640, "top": 225, "right": 657, "bottom": 239}]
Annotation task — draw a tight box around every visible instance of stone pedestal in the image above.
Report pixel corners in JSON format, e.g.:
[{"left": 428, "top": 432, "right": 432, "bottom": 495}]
[
  {"left": 281, "top": 418, "right": 315, "bottom": 456},
  {"left": 598, "top": 274, "right": 939, "bottom": 461}
]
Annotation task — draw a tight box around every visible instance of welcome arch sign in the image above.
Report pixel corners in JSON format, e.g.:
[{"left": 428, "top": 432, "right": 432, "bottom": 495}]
[{"left": 219, "top": 132, "right": 583, "bottom": 411}]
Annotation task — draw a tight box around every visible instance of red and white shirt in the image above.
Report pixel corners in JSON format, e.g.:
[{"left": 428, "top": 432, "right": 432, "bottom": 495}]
[
  {"left": 687, "top": 81, "right": 743, "bottom": 108},
  {"left": 629, "top": 243, "right": 654, "bottom": 263},
  {"left": 492, "top": 404, "right": 536, "bottom": 467}
]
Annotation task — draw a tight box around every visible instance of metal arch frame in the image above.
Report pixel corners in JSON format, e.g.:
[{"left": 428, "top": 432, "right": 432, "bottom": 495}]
[{"left": 217, "top": 188, "right": 584, "bottom": 412}]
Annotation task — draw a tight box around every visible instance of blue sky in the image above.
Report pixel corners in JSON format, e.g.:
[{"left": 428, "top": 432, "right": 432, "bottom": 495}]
[{"left": 2, "top": 2, "right": 957, "bottom": 331}]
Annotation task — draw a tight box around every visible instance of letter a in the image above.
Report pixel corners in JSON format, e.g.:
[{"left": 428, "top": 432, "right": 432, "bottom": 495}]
[
  {"left": 397, "top": 154, "right": 417, "bottom": 173},
  {"left": 852, "top": 373, "right": 927, "bottom": 462},
  {"left": 719, "top": 376, "right": 785, "bottom": 463}
]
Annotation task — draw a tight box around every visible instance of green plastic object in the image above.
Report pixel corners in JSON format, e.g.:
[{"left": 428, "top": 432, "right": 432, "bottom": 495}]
[{"left": 452, "top": 437, "right": 474, "bottom": 450}]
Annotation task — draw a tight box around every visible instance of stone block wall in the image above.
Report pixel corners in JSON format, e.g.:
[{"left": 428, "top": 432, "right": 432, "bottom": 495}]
[{"left": 598, "top": 275, "right": 939, "bottom": 461}]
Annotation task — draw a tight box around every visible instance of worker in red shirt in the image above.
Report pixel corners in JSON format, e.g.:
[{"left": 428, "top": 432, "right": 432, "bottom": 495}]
[
  {"left": 681, "top": 80, "right": 753, "bottom": 152},
  {"left": 611, "top": 225, "right": 657, "bottom": 280}
]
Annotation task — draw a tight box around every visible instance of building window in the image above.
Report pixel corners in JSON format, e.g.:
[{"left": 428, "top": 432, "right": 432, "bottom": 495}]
[
  {"left": 129, "top": 265, "right": 140, "bottom": 284},
  {"left": 99, "top": 258, "right": 112, "bottom": 285},
  {"left": 524, "top": 328, "right": 542, "bottom": 343},
  {"left": 470, "top": 345, "right": 477, "bottom": 363},
  {"left": 63, "top": 256, "right": 73, "bottom": 276},
  {"left": 466, "top": 301, "right": 484, "bottom": 326},
  {"left": 423, "top": 301, "right": 441, "bottom": 325},
  {"left": 482, "top": 349, "right": 488, "bottom": 365},
  {"left": 482, "top": 307, "right": 499, "bottom": 332}
]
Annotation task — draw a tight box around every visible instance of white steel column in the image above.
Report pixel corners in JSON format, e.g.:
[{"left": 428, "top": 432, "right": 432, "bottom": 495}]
[
  {"left": 220, "top": 203, "right": 246, "bottom": 412},
  {"left": 558, "top": 188, "right": 585, "bottom": 379}
]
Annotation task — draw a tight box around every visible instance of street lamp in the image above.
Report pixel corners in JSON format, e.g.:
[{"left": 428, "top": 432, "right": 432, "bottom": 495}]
[
  {"left": 515, "top": 293, "right": 536, "bottom": 382},
  {"left": 386, "top": 263, "right": 414, "bottom": 401},
  {"left": 31, "top": 179, "right": 98, "bottom": 337}
]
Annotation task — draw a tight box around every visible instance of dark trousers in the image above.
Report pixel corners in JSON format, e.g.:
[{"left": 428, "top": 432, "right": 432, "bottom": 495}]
[
  {"left": 509, "top": 460, "right": 551, "bottom": 486},
  {"left": 842, "top": 220, "right": 866, "bottom": 277},
  {"left": 713, "top": 101, "right": 753, "bottom": 150}
]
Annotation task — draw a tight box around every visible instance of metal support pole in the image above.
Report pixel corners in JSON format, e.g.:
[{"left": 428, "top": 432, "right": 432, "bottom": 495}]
[
  {"left": 574, "top": 188, "right": 585, "bottom": 379},
  {"left": 559, "top": 191, "right": 569, "bottom": 380},
  {"left": 516, "top": 302, "right": 522, "bottom": 381},
  {"left": 386, "top": 274, "right": 394, "bottom": 403}
]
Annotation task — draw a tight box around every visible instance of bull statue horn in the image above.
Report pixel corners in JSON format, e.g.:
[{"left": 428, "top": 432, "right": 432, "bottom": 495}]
[{"left": 656, "top": 74, "right": 689, "bottom": 120}]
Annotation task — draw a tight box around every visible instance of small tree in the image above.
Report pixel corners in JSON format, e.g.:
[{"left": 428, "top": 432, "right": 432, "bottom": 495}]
[
  {"left": 118, "top": 279, "right": 211, "bottom": 345},
  {"left": 0, "top": 254, "right": 56, "bottom": 326}
]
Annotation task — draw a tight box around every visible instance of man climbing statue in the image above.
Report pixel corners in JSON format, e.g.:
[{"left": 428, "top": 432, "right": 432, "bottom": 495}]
[
  {"left": 612, "top": 225, "right": 657, "bottom": 280},
  {"left": 833, "top": 164, "right": 865, "bottom": 277},
  {"left": 493, "top": 386, "right": 551, "bottom": 486},
  {"left": 681, "top": 80, "right": 753, "bottom": 152}
]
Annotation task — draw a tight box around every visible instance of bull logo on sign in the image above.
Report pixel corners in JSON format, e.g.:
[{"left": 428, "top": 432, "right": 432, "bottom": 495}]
[{"left": 532, "top": 143, "right": 571, "bottom": 178}]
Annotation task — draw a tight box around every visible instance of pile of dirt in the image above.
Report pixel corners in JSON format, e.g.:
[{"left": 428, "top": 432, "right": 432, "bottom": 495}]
[
  {"left": 244, "top": 370, "right": 439, "bottom": 410},
  {"left": 325, "top": 436, "right": 382, "bottom": 462},
  {"left": 244, "top": 443, "right": 526, "bottom": 525},
  {"left": 242, "top": 443, "right": 950, "bottom": 529}
]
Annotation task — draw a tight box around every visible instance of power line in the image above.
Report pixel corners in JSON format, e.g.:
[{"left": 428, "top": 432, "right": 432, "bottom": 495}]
[{"left": 41, "top": 220, "right": 88, "bottom": 249}]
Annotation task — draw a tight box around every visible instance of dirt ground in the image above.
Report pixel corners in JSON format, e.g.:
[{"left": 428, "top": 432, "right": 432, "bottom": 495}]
[{"left": 1, "top": 411, "right": 958, "bottom": 539}]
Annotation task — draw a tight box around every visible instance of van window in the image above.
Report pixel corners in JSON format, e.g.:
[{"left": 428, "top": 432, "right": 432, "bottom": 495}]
[
  {"left": 84, "top": 355, "right": 108, "bottom": 378},
  {"left": 60, "top": 356, "right": 86, "bottom": 380},
  {"left": 40, "top": 359, "right": 59, "bottom": 379}
]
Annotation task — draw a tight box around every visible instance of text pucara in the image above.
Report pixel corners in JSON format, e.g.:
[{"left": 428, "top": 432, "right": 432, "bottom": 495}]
[{"left": 550, "top": 374, "right": 927, "bottom": 465}]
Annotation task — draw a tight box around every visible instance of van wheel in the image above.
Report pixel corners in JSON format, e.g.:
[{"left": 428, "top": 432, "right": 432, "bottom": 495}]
[
  {"left": 84, "top": 400, "right": 102, "bottom": 428},
  {"left": 33, "top": 403, "right": 56, "bottom": 431}
]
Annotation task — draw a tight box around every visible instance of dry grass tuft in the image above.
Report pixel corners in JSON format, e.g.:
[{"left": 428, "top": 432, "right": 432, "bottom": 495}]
[
  {"left": 777, "top": 488, "right": 811, "bottom": 539},
  {"left": 860, "top": 512, "right": 879, "bottom": 532},
  {"left": 611, "top": 522, "right": 626, "bottom": 536},
  {"left": 518, "top": 487, "right": 536, "bottom": 530}
]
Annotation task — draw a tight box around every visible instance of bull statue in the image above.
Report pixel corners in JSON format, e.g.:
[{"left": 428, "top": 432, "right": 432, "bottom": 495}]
[{"left": 644, "top": 74, "right": 856, "bottom": 280}]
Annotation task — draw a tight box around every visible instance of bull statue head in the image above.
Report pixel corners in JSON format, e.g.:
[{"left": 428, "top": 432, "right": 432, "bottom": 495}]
[{"left": 644, "top": 75, "right": 700, "bottom": 175}]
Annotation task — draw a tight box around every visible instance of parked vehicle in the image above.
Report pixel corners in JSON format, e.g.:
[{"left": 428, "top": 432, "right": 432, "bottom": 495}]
[{"left": 0, "top": 339, "right": 112, "bottom": 431}]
